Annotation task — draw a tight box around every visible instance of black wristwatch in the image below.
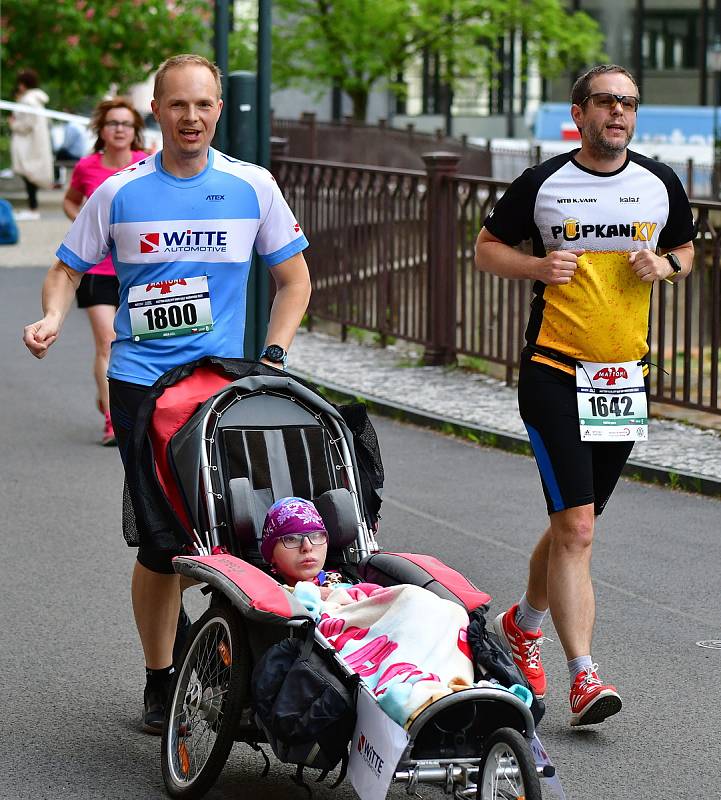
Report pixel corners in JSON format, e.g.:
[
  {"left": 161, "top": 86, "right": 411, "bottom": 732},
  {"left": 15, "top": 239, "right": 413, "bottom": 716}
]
[
  {"left": 665, "top": 252, "right": 682, "bottom": 274},
  {"left": 259, "top": 344, "right": 288, "bottom": 368}
]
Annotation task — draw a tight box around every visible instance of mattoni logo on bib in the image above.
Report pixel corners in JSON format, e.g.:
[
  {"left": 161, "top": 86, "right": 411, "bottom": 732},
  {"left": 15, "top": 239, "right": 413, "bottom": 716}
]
[
  {"left": 145, "top": 279, "right": 188, "bottom": 295},
  {"left": 592, "top": 366, "right": 628, "bottom": 386}
]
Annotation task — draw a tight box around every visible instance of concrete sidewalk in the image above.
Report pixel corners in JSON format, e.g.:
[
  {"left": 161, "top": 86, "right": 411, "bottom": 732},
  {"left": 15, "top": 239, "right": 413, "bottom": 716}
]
[{"left": 289, "top": 328, "right": 721, "bottom": 496}]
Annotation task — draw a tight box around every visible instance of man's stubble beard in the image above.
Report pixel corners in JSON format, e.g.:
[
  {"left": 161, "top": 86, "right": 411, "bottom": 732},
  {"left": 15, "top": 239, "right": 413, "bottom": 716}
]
[{"left": 584, "top": 119, "right": 635, "bottom": 161}]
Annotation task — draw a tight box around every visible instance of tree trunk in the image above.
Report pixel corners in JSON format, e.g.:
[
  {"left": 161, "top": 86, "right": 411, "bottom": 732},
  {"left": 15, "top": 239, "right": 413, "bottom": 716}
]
[{"left": 349, "top": 89, "right": 369, "bottom": 122}]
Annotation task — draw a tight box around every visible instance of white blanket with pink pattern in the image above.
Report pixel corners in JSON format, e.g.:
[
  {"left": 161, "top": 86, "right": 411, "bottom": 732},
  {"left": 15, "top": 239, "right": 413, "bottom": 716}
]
[{"left": 317, "top": 583, "right": 474, "bottom": 727}]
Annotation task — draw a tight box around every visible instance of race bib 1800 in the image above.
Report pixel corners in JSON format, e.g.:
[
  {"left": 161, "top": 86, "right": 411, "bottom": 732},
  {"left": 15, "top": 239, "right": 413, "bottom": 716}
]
[
  {"left": 576, "top": 359, "right": 648, "bottom": 442},
  {"left": 128, "top": 276, "right": 213, "bottom": 341}
]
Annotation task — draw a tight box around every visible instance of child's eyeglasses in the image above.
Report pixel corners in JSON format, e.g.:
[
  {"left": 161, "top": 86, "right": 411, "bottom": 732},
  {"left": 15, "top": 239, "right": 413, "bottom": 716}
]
[
  {"left": 280, "top": 531, "right": 328, "bottom": 549},
  {"left": 104, "top": 120, "right": 135, "bottom": 129}
]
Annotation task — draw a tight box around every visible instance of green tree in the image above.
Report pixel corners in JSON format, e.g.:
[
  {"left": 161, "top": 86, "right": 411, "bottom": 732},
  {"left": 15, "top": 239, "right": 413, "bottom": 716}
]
[
  {"left": 271, "top": 0, "right": 606, "bottom": 121},
  {"left": 228, "top": 26, "right": 257, "bottom": 73},
  {"left": 1, "top": 0, "right": 213, "bottom": 110}
]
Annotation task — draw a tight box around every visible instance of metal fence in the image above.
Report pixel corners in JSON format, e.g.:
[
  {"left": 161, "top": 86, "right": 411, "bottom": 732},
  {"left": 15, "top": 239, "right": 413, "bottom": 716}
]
[
  {"left": 490, "top": 145, "right": 713, "bottom": 200},
  {"left": 273, "top": 114, "right": 713, "bottom": 199},
  {"left": 272, "top": 150, "right": 721, "bottom": 416},
  {"left": 272, "top": 114, "right": 492, "bottom": 175}
]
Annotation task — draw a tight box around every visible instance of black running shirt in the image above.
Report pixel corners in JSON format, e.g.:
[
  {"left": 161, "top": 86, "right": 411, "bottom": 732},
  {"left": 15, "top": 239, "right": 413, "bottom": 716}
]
[{"left": 483, "top": 149, "right": 695, "bottom": 373}]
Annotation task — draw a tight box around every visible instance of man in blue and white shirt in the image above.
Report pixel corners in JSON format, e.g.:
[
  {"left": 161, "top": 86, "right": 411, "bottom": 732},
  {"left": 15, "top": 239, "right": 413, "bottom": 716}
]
[{"left": 23, "top": 54, "right": 311, "bottom": 732}]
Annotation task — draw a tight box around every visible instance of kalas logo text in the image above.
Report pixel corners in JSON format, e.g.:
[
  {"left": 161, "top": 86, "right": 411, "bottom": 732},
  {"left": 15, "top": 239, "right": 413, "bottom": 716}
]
[{"left": 140, "top": 229, "right": 228, "bottom": 254}]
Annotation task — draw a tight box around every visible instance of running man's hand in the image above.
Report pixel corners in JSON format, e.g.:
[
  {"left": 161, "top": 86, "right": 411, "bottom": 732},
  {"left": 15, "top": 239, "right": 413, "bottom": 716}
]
[
  {"left": 628, "top": 250, "right": 673, "bottom": 282},
  {"left": 532, "top": 249, "right": 585, "bottom": 285},
  {"left": 23, "top": 314, "right": 61, "bottom": 359},
  {"left": 23, "top": 261, "right": 83, "bottom": 359}
]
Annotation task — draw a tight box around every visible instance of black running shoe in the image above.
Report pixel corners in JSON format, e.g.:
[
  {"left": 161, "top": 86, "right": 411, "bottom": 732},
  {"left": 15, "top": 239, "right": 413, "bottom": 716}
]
[{"left": 142, "top": 681, "right": 167, "bottom": 735}]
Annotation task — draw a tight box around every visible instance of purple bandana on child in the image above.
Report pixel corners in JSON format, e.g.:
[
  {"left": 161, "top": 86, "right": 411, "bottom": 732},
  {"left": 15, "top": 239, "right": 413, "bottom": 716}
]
[{"left": 260, "top": 497, "right": 326, "bottom": 563}]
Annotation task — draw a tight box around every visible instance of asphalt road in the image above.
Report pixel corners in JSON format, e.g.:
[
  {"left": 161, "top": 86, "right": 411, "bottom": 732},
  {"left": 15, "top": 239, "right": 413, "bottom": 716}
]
[{"left": 3, "top": 267, "right": 721, "bottom": 800}]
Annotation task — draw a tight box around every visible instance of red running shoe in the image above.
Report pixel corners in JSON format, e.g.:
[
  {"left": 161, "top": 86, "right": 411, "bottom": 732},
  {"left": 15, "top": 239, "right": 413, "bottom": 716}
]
[
  {"left": 491, "top": 603, "right": 547, "bottom": 698},
  {"left": 101, "top": 412, "right": 117, "bottom": 447},
  {"left": 569, "top": 665, "right": 622, "bottom": 726}
]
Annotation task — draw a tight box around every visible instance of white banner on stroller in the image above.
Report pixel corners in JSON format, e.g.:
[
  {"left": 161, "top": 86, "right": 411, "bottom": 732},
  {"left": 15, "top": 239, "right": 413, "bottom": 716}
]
[
  {"left": 532, "top": 734, "right": 567, "bottom": 800},
  {"left": 348, "top": 686, "right": 409, "bottom": 800}
]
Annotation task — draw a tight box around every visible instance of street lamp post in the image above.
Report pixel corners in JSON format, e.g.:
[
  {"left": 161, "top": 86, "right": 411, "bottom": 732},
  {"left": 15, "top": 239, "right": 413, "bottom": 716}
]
[
  {"left": 250, "top": 0, "right": 272, "bottom": 357},
  {"left": 217, "top": 1, "right": 272, "bottom": 358},
  {"left": 708, "top": 37, "right": 721, "bottom": 197},
  {"left": 213, "top": 0, "right": 230, "bottom": 153},
  {"left": 257, "top": 0, "right": 271, "bottom": 169}
]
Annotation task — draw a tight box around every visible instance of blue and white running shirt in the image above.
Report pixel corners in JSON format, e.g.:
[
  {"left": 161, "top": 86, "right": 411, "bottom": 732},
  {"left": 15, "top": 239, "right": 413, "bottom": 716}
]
[{"left": 58, "top": 149, "right": 309, "bottom": 385}]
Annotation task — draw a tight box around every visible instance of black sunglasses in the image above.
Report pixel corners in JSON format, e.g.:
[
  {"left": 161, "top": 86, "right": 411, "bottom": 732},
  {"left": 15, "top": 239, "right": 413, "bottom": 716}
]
[{"left": 582, "top": 92, "right": 639, "bottom": 112}]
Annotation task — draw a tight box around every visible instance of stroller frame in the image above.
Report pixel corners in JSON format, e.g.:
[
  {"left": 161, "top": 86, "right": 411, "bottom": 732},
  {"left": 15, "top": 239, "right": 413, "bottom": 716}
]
[
  {"left": 194, "top": 382, "right": 375, "bottom": 561},
  {"left": 148, "top": 365, "right": 556, "bottom": 800}
]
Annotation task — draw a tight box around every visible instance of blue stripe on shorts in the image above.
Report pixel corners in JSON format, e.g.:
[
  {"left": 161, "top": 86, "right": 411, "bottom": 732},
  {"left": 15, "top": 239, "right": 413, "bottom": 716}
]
[{"left": 525, "top": 422, "right": 565, "bottom": 512}]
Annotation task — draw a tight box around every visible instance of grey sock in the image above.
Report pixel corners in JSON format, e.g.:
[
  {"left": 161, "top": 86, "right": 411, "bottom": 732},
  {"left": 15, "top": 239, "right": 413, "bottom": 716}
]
[
  {"left": 514, "top": 593, "right": 548, "bottom": 633},
  {"left": 567, "top": 655, "right": 594, "bottom": 683}
]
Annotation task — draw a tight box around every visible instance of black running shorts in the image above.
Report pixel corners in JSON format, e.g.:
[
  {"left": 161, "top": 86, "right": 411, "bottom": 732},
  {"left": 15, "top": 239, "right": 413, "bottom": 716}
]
[
  {"left": 76, "top": 273, "right": 120, "bottom": 309},
  {"left": 109, "top": 378, "right": 182, "bottom": 575},
  {"left": 517, "top": 355, "right": 636, "bottom": 516}
]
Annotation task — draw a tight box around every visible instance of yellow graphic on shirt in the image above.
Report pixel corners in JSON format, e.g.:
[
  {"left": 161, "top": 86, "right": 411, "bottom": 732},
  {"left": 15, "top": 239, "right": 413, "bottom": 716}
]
[
  {"left": 534, "top": 250, "right": 651, "bottom": 372},
  {"left": 552, "top": 219, "right": 659, "bottom": 243}
]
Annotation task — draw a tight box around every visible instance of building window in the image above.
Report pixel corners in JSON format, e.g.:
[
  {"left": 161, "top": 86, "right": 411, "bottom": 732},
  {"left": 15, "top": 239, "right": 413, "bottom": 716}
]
[{"left": 643, "top": 12, "right": 699, "bottom": 70}]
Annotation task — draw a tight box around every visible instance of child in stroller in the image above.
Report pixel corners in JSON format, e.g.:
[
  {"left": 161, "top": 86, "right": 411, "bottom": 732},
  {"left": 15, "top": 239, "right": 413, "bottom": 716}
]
[{"left": 260, "top": 495, "right": 504, "bottom": 730}]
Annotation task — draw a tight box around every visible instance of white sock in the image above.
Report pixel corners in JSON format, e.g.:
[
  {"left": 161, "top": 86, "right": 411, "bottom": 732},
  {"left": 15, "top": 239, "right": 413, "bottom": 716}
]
[
  {"left": 514, "top": 593, "right": 548, "bottom": 633},
  {"left": 568, "top": 655, "right": 594, "bottom": 683}
]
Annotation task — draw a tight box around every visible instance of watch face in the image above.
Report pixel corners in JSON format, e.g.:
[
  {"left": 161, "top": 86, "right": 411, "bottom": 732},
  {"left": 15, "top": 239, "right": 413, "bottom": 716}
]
[{"left": 263, "top": 344, "right": 285, "bottom": 362}]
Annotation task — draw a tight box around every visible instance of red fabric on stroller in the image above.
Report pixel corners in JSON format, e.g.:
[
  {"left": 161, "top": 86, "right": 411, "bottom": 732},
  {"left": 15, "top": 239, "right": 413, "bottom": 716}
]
[{"left": 149, "top": 365, "right": 234, "bottom": 533}]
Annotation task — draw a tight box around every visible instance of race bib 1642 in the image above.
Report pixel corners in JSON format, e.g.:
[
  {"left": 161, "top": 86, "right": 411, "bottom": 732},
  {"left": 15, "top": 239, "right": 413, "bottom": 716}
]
[{"left": 576, "top": 359, "right": 648, "bottom": 442}]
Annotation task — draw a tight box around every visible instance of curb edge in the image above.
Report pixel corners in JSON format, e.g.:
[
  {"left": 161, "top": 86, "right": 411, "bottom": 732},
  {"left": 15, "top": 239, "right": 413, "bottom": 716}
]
[{"left": 291, "top": 370, "right": 721, "bottom": 500}]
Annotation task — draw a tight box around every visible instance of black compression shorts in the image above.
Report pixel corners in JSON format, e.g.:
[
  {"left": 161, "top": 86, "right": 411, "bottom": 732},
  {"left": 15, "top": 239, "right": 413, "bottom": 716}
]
[
  {"left": 109, "top": 378, "right": 183, "bottom": 574},
  {"left": 517, "top": 355, "right": 637, "bottom": 516},
  {"left": 76, "top": 273, "right": 120, "bottom": 309}
]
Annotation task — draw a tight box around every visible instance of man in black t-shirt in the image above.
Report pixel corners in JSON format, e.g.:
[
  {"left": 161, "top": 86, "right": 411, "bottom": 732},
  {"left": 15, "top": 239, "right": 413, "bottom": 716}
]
[{"left": 475, "top": 64, "right": 694, "bottom": 727}]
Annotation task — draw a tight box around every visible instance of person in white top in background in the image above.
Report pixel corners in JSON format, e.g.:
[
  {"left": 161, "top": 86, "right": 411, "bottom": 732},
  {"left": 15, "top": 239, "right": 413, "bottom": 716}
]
[{"left": 9, "top": 69, "right": 53, "bottom": 221}]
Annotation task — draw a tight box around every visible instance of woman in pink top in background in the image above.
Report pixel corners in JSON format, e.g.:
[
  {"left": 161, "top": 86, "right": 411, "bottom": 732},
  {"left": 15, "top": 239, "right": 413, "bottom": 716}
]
[{"left": 63, "top": 98, "right": 147, "bottom": 446}]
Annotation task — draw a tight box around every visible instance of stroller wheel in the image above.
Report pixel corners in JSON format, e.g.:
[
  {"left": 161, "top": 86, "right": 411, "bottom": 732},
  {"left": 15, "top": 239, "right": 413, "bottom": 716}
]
[
  {"left": 477, "top": 727, "right": 542, "bottom": 800},
  {"left": 161, "top": 604, "right": 249, "bottom": 799}
]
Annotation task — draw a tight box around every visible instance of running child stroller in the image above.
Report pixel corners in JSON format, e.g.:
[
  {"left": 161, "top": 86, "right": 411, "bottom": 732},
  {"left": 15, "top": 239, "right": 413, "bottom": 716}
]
[{"left": 126, "top": 357, "right": 559, "bottom": 800}]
